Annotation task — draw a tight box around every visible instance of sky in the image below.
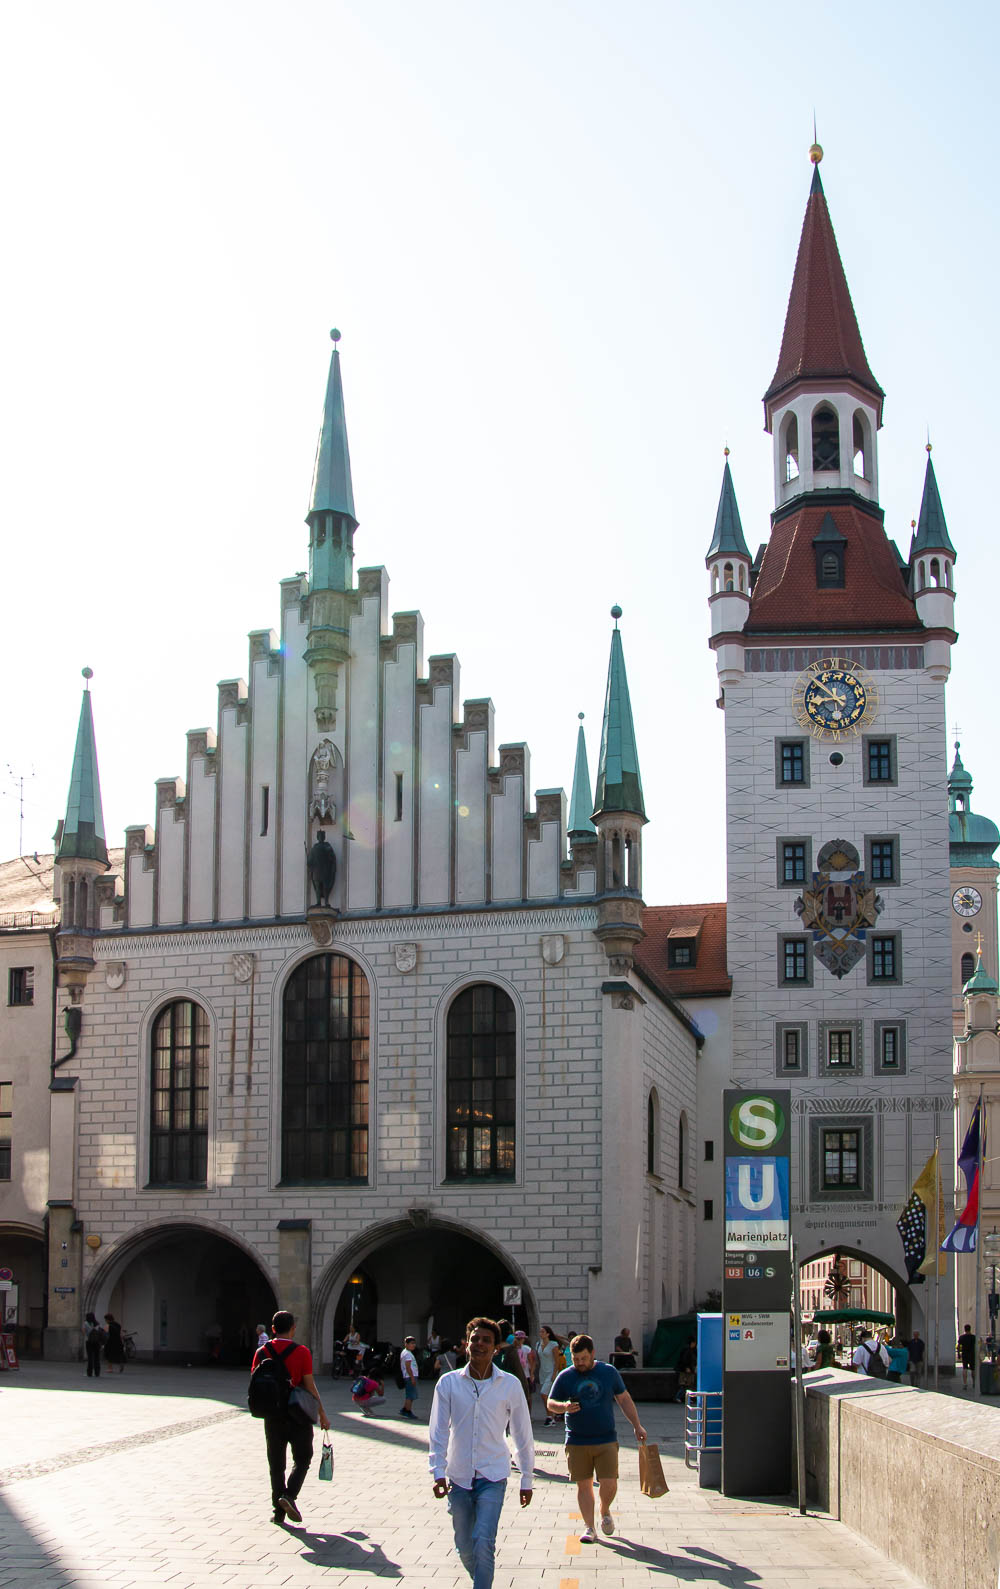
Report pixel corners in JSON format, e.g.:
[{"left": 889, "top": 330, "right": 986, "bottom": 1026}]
[{"left": 2, "top": 0, "right": 998, "bottom": 906}]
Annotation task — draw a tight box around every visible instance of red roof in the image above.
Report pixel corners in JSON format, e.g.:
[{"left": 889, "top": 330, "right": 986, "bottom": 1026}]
[
  {"left": 764, "top": 168, "right": 883, "bottom": 423},
  {"left": 745, "top": 500, "right": 919, "bottom": 633},
  {"left": 635, "top": 902, "right": 731, "bottom": 999}
]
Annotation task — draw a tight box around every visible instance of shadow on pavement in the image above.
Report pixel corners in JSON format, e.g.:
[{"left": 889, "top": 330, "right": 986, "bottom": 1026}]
[
  {"left": 283, "top": 1523, "right": 401, "bottom": 1576},
  {"left": 607, "top": 1537, "right": 762, "bottom": 1584},
  {"left": 0, "top": 1489, "right": 79, "bottom": 1586}
]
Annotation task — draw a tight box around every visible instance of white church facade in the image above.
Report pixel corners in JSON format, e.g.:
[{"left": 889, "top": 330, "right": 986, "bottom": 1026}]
[{"left": 0, "top": 151, "right": 962, "bottom": 1367}]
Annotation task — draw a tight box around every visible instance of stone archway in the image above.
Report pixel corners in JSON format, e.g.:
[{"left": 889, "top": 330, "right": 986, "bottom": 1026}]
[
  {"left": 86, "top": 1221, "right": 277, "bottom": 1365},
  {"left": 799, "top": 1243, "right": 916, "bottom": 1340},
  {"left": 315, "top": 1217, "right": 536, "bottom": 1365}
]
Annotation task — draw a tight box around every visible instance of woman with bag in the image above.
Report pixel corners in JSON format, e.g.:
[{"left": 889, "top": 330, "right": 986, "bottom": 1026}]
[
  {"left": 536, "top": 1325, "right": 563, "bottom": 1426},
  {"left": 83, "top": 1313, "right": 105, "bottom": 1378}
]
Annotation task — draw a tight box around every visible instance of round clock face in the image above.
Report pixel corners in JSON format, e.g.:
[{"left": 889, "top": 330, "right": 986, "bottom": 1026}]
[
  {"left": 792, "top": 657, "right": 879, "bottom": 740},
  {"left": 953, "top": 886, "right": 983, "bottom": 918}
]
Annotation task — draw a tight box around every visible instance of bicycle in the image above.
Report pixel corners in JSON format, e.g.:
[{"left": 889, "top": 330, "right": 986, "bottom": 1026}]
[{"left": 122, "top": 1330, "right": 137, "bottom": 1361}]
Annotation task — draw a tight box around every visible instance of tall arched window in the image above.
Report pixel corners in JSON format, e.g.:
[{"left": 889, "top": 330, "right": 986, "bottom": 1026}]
[
  {"left": 282, "top": 953, "right": 370, "bottom": 1182},
  {"left": 961, "top": 952, "right": 975, "bottom": 984},
  {"left": 446, "top": 984, "right": 515, "bottom": 1178},
  {"left": 678, "top": 1111, "right": 688, "bottom": 1190},
  {"left": 782, "top": 412, "right": 799, "bottom": 480},
  {"left": 812, "top": 406, "right": 840, "bottom": 471},
  {"left": 150, "top": 1000, "right": 210, "bottom": 1183},
  {"left": 647, "top": 1088, "right": 660, "bottom": 1175}
]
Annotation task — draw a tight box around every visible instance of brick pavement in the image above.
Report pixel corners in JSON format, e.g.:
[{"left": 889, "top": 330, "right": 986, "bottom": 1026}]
[{"left": 0, "top": 1363, "right": 926, "bottom": 1587}]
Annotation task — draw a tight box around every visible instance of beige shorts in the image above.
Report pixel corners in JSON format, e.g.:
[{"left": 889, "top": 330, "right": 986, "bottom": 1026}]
[{"left": 566, "top": 1442, "right": 619, "bottom": 1482}]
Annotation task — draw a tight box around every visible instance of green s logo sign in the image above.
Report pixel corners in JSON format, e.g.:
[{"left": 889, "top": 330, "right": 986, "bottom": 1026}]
[{"left": 729, "top": 1095, "right": 785, "bottom": 1150}]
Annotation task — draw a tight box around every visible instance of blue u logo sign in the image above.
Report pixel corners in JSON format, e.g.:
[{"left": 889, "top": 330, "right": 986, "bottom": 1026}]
[{"left": 725, "top": 1157, "right": 789, "bottom": 1222}]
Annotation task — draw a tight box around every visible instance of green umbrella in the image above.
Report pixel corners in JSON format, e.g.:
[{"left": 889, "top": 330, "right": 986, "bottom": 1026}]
[{"left": 810, "top": 1307, "right": 896, "bottom": 1326}]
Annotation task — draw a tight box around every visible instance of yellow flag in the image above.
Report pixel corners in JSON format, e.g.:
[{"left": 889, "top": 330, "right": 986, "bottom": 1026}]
[{"left": 914, "top": 1148, "right": 946, "bottom": 1277}]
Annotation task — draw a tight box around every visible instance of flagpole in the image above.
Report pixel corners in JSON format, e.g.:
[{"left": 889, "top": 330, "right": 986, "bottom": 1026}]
[
  {"left": 934, "top": 1134, "right": 941, "bottom": 1391},
  {"left": 974, "top": 1087, "right": 985, "bottom": 1399}
]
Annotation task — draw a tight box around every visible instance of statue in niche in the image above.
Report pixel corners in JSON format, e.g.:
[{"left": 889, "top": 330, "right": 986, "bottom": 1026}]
[
  {"left": 310, "top": 739, "right": 337, "bottom": 822},
  {"left": 307, "top": 829, "right": 337, "bottom": 908}
]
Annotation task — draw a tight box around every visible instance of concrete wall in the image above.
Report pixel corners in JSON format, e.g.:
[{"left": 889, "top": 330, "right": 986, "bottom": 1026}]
[{"left": 803, "top": 1369, "right": 1000, "bottom": 1589}]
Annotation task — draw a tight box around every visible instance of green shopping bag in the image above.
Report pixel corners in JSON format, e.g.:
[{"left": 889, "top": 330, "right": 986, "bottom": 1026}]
[{"left": 318, "top": 1433, "right": 333, "bottom": 1481}]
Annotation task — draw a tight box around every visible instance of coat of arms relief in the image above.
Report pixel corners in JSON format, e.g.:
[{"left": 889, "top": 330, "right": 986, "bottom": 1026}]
[{"left": 794, "top": 839, "right": 883, "bottom": 979}]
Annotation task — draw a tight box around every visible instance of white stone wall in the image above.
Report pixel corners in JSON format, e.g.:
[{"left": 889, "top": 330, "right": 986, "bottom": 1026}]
[
  {"left": 723, "top": 663, "right": 955, "bottom": 1322},
  {"left": 0, "top": 931, "right": 54, "bottom": 1229},
  {"left": 638, "top": 990, "right": 698, "bottom": 1339}
]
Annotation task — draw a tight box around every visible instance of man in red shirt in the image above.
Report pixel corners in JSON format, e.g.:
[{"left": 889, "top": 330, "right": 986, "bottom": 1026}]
[{"left": 251, "top": 1309, "right": 330, "bottom": 1525}]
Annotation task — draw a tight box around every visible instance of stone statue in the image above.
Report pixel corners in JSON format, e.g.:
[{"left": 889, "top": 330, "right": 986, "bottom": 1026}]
[{"left": 307, "top": 830, "right": 337, "bottom": 907}]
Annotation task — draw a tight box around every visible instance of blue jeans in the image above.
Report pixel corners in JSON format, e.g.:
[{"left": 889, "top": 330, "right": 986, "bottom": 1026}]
[{"left": 447, "top": 1477, "right": 507, "bottom": 1589}]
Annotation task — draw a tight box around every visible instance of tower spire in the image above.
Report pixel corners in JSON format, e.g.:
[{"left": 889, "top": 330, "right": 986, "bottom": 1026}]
[
  {"left": 58, "top": 669, "right": 108, "bottom": 865},
  {"left": 307, "top": 329, "right": 357, "bottom": 595},
  {"left": 706, "top": 454, "right": 751, "bottom": 560},
  {"left": 568, "top": 713, "right": 596, "bottom": 840},
  {"left": 594, "top": 607, "right": 645, "bottom": 822},
  {"left": 911, "top": 447, "right": 956, "bottom": 557}
]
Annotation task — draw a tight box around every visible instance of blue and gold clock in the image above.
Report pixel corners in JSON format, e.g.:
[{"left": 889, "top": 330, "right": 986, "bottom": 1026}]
[{"left": 792, "top": 657, "right": 879, "bottom": 740}]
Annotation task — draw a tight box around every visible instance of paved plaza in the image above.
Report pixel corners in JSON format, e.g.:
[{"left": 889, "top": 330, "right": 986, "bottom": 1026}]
[{"left": 0, "top": 1363, "right": 925, "bottom": 1588}]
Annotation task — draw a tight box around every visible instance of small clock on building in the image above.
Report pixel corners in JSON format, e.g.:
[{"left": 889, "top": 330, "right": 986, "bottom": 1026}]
[{"left": 952, "top": 886, "right": 983, "bottom": 918}]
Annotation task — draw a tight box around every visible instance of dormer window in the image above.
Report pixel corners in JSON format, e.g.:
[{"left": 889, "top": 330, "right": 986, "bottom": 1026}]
[
  {"left": 667, "top": 923, "right": 702, "bottom": 969},
  {"left": 812, "top": 512, "right": 846, "bottom": 588},
  {"left": 812, "top": 406, "right": 840, "bottom": 472}
]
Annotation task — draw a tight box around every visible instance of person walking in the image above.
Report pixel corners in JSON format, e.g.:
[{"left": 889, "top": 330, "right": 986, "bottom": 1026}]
[
  {"left": 256, "top": 1322, "right": 270, "bottom": 1352},
  {"left": 103, "top": 1314, "right": 126, "bottom": 1374},
  {"left": 958, "top": 1324, "right": 977, "bottom": 1389},
  {"left": 83, "top": 1313, "right": 105, "bottom": 1378},
  {"left": 814, "top": 1330, "right": 836, "bottom": 1370},
  {"left": 429, "top": 1315, "right": 533, "bottom": 1589},
  {"left": 886, "top": 1336, "right": 909, "bottom": 1383},
  {"left": 514, "top": 1331, "right": 536, "bottom": 1416},
  {"left": 536, "top": 1325, "right": 562, "bottom": 1426},
  {"left": 546, "top": 1332, "right": 647, "bottom": 1544},
  {"left": 907, "top": 1330, "right": 926, "bottom": 1385},
  {"left": 850, "top": 1328, "right": 889, "bottom": 1376},
  {"left": 251, "top": 1309, "right": 329, "bottom": 1526},
  {"left": 399, "top": 1335, "right": 420, "bottom": 1418}
]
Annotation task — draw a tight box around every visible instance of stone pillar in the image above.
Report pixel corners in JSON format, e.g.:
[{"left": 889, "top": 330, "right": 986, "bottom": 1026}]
[
  {"left": 45, "top": 1202, "right": 83, "bottom": 1360},
  {"left": 277, "top": 1220, "right": 312, "bottom": 1345}
]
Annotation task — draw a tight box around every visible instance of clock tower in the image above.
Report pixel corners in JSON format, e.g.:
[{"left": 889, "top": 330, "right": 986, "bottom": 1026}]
[{"left": 706, "top": 148, "right": 957, "bottom": 1328}]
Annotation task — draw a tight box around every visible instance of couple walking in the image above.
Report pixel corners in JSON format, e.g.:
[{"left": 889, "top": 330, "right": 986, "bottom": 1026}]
[{"left": 429, "top": 1318, "right": 646, "bottom": 1587}]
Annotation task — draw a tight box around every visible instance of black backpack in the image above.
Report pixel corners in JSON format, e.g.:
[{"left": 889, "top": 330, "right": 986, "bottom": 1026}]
[
  {"left": 248, "top": 1342, "right": 296, "bottom": 1418},
  {"left": 864, "top": 1342, "right": 888, "bottom": 1379}
]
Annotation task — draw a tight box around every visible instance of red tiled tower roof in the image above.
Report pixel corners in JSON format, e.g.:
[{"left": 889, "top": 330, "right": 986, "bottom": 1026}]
[
  {"left": 764, "top": 167, "right": 884, "bottom": 425},
  {"left": 746, "top": 499, "right": 919, "bottom": 633}
]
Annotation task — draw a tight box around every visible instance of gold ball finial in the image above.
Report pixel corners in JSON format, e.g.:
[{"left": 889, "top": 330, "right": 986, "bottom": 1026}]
[
  {"left": 724, "top": 445, "right": 730, "bottom": 457},
  {"left": 809, "top": 142, "right": 823, "bottom": 165}
]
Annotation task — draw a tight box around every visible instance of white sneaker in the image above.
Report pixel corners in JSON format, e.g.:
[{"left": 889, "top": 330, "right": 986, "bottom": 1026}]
[
  {"left": 601, "top": 1514, "right": 615, "bottom": 1536},
  {"left": 580, "top": 1527, "right": 597, "bottom": 1544}
]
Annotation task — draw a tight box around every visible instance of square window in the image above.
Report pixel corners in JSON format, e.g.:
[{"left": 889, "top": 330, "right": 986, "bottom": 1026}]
[
  {"left": 779, "top": 936, "right": 812, "bottom": 986},
  {"left": 809, "top": 1116, "right": 873, "bottom": 1202},
  {"left": 668, "top": 941, "right": 695, "bottom": 968},
  {"left": 864, "top": 736, "right": 897, "bottom": 786},
  {"left": 875, "top": 1020, "right": 906, "bottom": 1075},
  {"left": 827, "top": 1029, "right": 853, "bottom": 1067},
  {"left": 869, "top": 934, "right": 900, "bottom": 984},
  {"left": 775, "top": 1022, "right": 808, "bottom": 1076},
  {"left": 776, "top": 739, "right": 809, "bottom": 787},
  {"left": 866, "top": 835, "right": 899, "bottom": 886},
  {"left": 7, "top": 968, "right": 33, "bottom": 1006},
  {"left": 822, "top": 1129, "right": 860, "bottom": 1187},
  {"left": 778, "top": 839, "right": 809, "bottom": 886}
]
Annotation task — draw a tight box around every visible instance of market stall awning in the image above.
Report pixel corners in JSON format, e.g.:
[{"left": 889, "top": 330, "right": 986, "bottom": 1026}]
[{"left": 811, "top": 1307, "right": 895, "bottom": 1326}]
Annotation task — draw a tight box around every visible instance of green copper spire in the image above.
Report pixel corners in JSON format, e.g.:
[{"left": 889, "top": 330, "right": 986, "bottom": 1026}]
[
  {"left": 58, "top": 670, "right": 108, "bottom": 865},
  {"left": 964, "top": 948, "right": 999, "bottom": 996},
  {"left": 593, "top": 608, "right": 646, "bottom": 821},
  {"left": 307, "top": 330, "right": 357, "bottom": 592},
  {"left": 568, "top": 714, "right": 597, "bottom": 839},
  {"left": 911, "top": 448, "right": 955, "bottom": 557},
  {"left": 706, "top": 455, "right": 751, "bottom": 560}
]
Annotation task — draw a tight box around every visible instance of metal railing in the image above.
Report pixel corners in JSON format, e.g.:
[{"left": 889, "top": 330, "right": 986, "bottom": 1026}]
[{"left": 684, "top": 1389, "right": 722, "bottom": 1469}]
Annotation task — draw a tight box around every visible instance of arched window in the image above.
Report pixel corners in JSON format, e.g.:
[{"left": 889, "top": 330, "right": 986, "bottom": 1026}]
[
  {"left": 723, "top": 561, "right": 734, "bottom": 591},
  {"left": 852, "top": 412, "right": 870, "bottom": 478},
  {"left": 446, "top": 984, "right": 515, "bottom": 1178},
  {"left": 961, "top": 952, "right": 975, "bottom": 984},
  {"left": 930, "top": 558, "right": 941, "bottom": 587},
  {"left": 711, "top": 564, "right": 719, "bottom": 594},
  {"left": 782, "top": 412, "right": 799, "bottom": 480},
  {"left": 647, "top": 1089, "right": 659, "bottom": 1175},
  {"left": 812, "top": 406, "right": 840, "bottom": 471},
  {"left": 282, "top": 953, "right": 370, "bottom": 1182},
  {"left": 150, "top": 1000, "right": 210, "bottom": 1184},
  {"left": 77, "top": 878, "right": 88, "bottom": 928},
  {"left": 738, "top": 564, "right": 746, "bottom": 592},
  {"left": 678, "top": 1111, "right": 688, "bottom": 1190}
]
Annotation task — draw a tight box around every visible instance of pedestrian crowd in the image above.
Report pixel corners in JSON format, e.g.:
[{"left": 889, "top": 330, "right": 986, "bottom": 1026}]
[{"left": 246, "top": 1309, "right": 647, "bottom": 1588}]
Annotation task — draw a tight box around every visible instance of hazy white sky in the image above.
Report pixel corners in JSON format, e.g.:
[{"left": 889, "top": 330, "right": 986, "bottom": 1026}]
[{"left": 2, "top": 1, "right": 997, "bottom": 905}]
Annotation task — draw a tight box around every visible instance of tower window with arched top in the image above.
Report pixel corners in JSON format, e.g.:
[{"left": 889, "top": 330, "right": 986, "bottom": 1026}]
[
  {"left": 711, "top": 565, "right": 719, "bottom": 594},
  {"left": 961, "top": 952, "right": 975, "bottom": 984},
  {"left": 782, "top": 413, "right": 799, "bottom": 481},
  {"left": 282, "top": 953, "right": 370, "bottom": 1182},
  {"left": 852, "top": 412, "right": 871, "bottom": 479},
  {"left": 812, "top": 406, "right": 840, "bottom": 472},
  {"left": 930, "top": 558, "right": 942, "bottom": 587},
  {"left": 150, "top": 1000, "right": 210, "bottom": 1184},
  {"left": 738, "top": 565, "right": 746, "bottom": 592},
  {"left": 446, "top": 983, "right": 515, "bottom": 1179},
  {"left": 723, "top": 562, "right": 734, "bottom": 591}
]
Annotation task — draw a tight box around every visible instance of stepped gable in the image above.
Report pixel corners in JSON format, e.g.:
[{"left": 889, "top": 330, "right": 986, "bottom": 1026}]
[
  {"left": 745, "top": 500, "right": 920, "bottom": 633},
  {"left": 764, "top": 165, "right": 883, "bottom": 421},
  {"left": 634, "top": 902, "right": 731, "bottom": 998}
]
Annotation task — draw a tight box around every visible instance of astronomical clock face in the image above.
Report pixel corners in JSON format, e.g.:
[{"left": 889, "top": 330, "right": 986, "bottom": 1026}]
[
  {"left": 791, "top": 657, "right": 879, "bottom": 740},
  {"left": 952, "top": 886, "right": 983, "bottom": 918}
]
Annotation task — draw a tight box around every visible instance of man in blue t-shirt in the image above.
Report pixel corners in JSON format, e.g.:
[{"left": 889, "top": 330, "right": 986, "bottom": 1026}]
[{"left": 547, "top": 1332, "right": 647, "bottom": 1544}]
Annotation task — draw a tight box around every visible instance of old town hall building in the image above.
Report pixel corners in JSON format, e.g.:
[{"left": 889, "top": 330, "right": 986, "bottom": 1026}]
[{"left": 1, "top": 152, "right": 960, "bottom": 1365}]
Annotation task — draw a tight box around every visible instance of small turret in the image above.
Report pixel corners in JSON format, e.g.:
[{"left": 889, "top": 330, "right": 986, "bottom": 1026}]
[
  {"left": 911, "top": 446, "right": 956, "bottom": 679},
  {"left": 54, "top": 669, "right": 110, "bottom": 998},
  {"left": 568, "top": 713, "right": 597, "bottom": 846},
  {"left": 706, "top": 453, "right": 750, "bottom": 685},
  {"left": 304, "top": 330, "right": 358, "bottom": 729},
  {"left": 592, "top": 608, "right": 645, "bottom": 970}
]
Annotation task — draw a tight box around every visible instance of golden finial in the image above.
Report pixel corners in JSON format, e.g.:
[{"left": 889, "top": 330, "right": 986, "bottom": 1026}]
[
  {"left": 977, "top": 930, "right": 984, "bottom": 957},
  {"left": 810, "top": 115, "right": 823, "bottom": 165},
  {"left": 724, "top": 444, "right": 730, "bottom": 457}
]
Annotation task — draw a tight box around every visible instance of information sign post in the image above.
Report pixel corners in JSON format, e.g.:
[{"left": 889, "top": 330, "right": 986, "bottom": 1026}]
[{"left": 721, "top": 1089, "right": 792, "bottom": 1496}]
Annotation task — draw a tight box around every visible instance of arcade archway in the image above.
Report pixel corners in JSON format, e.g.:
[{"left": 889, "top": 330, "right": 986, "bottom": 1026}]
[
  {"left": 798, "top": 1244, "right": 916, "bottom": 1340},
  {"left": 317, "top": 1219, "right": 535, "bottom": 1363},
  {"left": 87, "top": 1222, "right": 276, "bottom": 1365},
  {"left": 0, "top": 1225, "right": 46, "bottom": 1357}
]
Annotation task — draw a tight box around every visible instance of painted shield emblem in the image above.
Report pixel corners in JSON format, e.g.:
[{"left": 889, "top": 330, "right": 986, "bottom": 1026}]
[{"left": 795, "top": 839, "right": 882, "bottom": 979}]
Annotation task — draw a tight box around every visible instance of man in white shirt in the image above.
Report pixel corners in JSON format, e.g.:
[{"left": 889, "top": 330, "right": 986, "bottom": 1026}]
[
  {"left": 851, "top": 1329, "right": 890, "bottom": 1376},
  {"left": 399, "top": 1336, "right": 419, "bottom": 1419},
  {"left": 429, "top": 1316, "right": 534, "bottom": 1589}
]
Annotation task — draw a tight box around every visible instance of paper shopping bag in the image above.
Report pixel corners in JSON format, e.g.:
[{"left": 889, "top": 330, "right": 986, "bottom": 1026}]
[
  {"left": 638, "top": 1441, "right": 669, "bottom": 1498},
  {"left": 318, "top": 1434, "right": 334, "bottom": 1481}
]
